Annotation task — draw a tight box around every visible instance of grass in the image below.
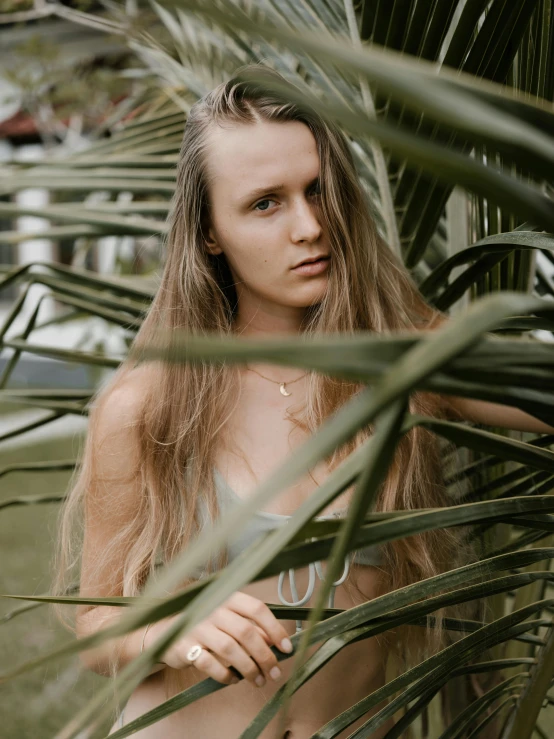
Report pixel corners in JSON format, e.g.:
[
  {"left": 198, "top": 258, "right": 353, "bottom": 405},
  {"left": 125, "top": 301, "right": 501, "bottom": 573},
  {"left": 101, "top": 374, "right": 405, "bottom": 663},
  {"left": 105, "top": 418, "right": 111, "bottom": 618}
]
[{"left": 0, "top": 429, "right": 114, "bottom": 738}]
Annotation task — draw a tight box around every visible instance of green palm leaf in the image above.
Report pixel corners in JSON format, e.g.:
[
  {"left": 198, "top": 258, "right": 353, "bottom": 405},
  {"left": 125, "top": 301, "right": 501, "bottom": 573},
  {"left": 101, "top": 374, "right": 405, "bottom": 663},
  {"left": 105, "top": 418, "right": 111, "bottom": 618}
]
[{"left": 1, "top": 1, "right": 554, "bottom": 737}]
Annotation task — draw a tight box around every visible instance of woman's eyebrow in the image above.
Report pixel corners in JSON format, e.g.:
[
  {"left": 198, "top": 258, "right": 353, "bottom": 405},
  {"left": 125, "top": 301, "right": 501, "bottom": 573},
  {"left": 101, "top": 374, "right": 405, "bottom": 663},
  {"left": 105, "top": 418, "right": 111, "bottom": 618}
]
[
  {"left": 242, "top": 183, "right": 285, "bottom": 203},
  {"left": 239, "top": 176, "right": 320, "bottom": 206}
]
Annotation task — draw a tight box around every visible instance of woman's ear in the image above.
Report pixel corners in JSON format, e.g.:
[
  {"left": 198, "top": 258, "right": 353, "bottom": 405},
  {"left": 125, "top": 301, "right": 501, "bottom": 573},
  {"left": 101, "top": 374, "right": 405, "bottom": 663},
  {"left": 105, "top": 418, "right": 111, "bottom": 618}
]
[
  {"left": 205, "top": 227, "right": 223, "bottom": 256},
  {"left": 201, "top": 214, "right": 223, "bottom": 256}
]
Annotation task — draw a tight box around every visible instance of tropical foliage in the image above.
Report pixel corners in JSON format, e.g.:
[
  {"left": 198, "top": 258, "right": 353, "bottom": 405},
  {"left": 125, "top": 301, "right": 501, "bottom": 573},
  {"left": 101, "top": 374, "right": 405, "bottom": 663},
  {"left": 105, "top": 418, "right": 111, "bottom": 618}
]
[{"left": 1, "top": 0, "right": 554, "bottom": 737}]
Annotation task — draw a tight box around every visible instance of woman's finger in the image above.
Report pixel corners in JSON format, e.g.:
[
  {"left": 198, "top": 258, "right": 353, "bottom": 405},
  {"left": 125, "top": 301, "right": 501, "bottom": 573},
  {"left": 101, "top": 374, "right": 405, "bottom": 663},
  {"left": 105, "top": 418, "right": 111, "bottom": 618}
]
[
  {"left": 197, "top": 623, "right": 266, "bottom": 686},
  {"left": 225, "top": 592, "right": 293, "bottom": 654},
  {"left": 182, "top": 642, "right": 237, "bottom": 685},
  {"left": 254, "top": 625, "right": 272, "bottom": 644},
  {"left": 213, "top": 609, "right": 282, "bottom": 682}
]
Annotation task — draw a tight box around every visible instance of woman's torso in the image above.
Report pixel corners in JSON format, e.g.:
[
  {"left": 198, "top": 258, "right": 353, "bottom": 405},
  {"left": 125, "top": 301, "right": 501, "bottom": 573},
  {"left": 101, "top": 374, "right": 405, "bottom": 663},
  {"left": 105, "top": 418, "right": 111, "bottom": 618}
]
[{"left": 110, "top": 369, "right": 392, "bottom": 738}]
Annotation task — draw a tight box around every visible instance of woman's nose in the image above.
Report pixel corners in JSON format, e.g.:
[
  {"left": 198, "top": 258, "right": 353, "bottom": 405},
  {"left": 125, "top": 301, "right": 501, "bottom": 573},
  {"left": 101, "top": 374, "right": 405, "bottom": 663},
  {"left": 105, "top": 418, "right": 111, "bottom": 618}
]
[{"left": 290, "top": 197, "right": 322, "bottom": 243}]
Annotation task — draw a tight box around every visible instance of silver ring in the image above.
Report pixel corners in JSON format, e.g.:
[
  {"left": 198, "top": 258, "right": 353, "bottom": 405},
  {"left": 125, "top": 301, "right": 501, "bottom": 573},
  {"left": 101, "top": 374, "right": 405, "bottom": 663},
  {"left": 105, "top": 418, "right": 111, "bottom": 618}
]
[{"left": 186, "top": 644, "right": 203, "bottom": 663}]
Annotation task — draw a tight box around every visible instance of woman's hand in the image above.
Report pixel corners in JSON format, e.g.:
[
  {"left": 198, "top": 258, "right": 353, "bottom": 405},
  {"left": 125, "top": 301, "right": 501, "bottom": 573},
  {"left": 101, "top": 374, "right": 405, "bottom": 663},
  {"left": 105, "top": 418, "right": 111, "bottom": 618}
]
[{"left": 145, "top": 592, "right": 294, "bottom": 687}]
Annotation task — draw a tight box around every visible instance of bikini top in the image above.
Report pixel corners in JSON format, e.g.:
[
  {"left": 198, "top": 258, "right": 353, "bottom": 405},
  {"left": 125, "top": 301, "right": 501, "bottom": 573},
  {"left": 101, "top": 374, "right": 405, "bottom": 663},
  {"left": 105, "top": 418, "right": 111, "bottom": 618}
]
[
  {"left": 213, "top": 467, "right": 382, "bottom": 567},
  {"left": 152, "top": 468, "right": 382, "bottom": 631},
  {"left": 212, "top": 467, "right": 382, "bottom": 631}
]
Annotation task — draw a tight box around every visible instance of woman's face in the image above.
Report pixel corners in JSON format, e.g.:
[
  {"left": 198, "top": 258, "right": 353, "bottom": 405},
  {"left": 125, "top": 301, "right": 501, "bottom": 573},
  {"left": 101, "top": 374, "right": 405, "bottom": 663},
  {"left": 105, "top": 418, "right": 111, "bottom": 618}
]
[{"left": 203, "top": 118, "right": 330, "bottom": 335}]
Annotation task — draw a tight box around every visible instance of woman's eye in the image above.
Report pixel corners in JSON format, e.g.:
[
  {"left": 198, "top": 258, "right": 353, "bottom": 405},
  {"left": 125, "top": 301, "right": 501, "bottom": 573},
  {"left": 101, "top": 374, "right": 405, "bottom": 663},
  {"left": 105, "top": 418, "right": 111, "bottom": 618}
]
[
  {"left": 254, "top": 198, "right": 275, "bottom": 212},
  {"left": 253, "top": 184, "right": 320, "bottom": 212}
]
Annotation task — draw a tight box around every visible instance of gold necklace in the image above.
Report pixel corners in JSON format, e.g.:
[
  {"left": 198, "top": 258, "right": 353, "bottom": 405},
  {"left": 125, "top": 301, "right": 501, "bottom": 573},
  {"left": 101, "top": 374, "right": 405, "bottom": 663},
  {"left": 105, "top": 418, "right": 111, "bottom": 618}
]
[{"left": 246, "top": 366, "right": 308, "bottom": 397}]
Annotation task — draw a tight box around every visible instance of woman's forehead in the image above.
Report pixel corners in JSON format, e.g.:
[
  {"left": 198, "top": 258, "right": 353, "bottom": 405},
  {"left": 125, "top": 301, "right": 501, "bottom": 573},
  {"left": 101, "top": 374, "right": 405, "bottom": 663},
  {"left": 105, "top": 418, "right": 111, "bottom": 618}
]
[{"left": 205, "top": 119, "right": 320, "bottom": 201}]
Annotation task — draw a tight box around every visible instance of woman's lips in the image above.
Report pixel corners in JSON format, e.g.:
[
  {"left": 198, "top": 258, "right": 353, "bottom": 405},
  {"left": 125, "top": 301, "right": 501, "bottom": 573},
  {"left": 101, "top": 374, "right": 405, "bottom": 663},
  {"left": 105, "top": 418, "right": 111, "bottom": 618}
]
[{"left": 291, "top": 257, "right": 330, "bottom": 276}]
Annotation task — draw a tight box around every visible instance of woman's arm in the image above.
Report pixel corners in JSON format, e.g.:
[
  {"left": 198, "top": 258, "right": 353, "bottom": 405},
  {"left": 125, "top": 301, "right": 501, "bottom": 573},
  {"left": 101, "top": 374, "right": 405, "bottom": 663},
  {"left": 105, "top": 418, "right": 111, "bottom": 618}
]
[
  {"left": 426, "top": 315, "right": 554, "bottom": 434},
  {"left": 75, "top": 371, "right": 161, "bottom": 677},
  {"left": 438, "top": 393, "right": 554, "bottom": 434},
  {"left": 77, "top": 605, "right": 165, "bottom": 678}
]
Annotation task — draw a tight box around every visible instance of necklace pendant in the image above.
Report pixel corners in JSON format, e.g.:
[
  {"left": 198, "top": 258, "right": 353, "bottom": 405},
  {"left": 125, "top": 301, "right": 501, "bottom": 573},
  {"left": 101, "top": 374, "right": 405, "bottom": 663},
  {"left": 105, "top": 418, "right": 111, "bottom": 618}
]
[{"left": 279, "top": 383, "right": 292, "bottom": 397}]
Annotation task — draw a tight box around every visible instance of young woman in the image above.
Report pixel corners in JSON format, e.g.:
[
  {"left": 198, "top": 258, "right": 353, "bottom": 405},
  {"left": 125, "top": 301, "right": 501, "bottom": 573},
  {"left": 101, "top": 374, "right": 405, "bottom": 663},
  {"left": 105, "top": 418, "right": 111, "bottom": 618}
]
[{"left": 53, "top": 64, "right": 554, "bottom": 739}]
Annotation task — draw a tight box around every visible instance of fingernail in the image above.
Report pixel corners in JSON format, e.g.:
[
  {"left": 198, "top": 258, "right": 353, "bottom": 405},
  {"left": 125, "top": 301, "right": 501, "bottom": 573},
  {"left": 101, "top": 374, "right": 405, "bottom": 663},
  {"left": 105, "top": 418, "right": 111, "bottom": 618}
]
[
  {"left": 280, "top": 638, "right": 293, "bottom": 652},
  {"left": 270, "top": 666, "right": 281, "bottom": 681},
  {"left": 255, "top": 675, "right": 265, "bottom": 687}
]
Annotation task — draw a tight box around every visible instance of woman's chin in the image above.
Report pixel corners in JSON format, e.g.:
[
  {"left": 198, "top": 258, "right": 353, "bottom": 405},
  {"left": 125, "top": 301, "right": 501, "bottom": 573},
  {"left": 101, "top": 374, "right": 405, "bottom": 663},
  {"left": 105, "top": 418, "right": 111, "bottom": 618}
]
[
  {"left": 303, "top": 280, "right": 330, "bottom": 302},
  {"left": 291, "top": 290, "right": 329, "bottom": 309}
]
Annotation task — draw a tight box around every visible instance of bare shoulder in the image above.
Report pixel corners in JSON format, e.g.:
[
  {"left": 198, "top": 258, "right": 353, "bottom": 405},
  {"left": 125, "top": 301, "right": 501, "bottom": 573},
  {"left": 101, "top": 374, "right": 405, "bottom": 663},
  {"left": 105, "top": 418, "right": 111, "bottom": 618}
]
[
  {"left": 89, "top": 362, "right": 161, "bottom": 475},
  {"left": 93, "top": 362, "right": 159, "bottom": 422}
]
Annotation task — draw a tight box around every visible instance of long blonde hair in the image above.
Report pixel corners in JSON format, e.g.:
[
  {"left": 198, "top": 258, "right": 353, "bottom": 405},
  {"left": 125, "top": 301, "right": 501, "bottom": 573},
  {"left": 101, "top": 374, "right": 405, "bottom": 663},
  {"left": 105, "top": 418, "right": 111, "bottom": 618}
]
[{"left": 52, "top": 63, "right": 480, "bottom": 696}]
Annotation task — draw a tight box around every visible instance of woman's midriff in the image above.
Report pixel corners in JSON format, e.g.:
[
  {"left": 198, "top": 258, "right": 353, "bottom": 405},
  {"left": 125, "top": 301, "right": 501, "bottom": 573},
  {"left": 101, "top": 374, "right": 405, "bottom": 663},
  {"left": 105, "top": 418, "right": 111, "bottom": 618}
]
[{"left": 109, "top": 564, "right": 395, "bottom": 739}]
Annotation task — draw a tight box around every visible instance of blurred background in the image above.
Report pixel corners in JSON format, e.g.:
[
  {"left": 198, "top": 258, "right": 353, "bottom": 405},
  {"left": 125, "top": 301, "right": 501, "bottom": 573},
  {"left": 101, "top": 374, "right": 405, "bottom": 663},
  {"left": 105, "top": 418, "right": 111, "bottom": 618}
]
[
  {"left": 1, "top": 0, "right": 554, "bottom": 736},
  {"left": 0, "top": 5, "right": 163, "bottom": 733}
]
